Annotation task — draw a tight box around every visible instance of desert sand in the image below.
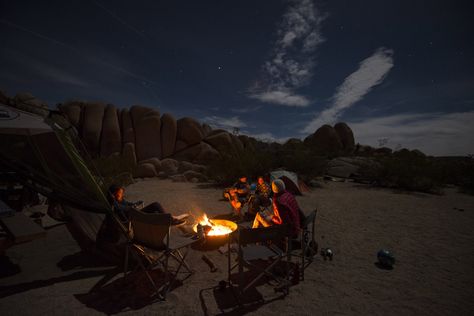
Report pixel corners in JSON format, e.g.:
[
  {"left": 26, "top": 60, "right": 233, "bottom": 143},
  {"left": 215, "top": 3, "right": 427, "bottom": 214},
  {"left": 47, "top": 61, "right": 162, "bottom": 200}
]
[{"left": 1, "top": 178, "right": 473, "bottom": 315}]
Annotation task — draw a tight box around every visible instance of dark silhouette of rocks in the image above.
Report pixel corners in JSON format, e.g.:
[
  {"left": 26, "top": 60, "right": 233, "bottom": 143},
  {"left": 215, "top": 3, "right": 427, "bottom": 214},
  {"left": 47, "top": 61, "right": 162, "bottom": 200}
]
[
  {"left": 100, "top": 105, "right": 122, "bottom": 157},
  {"left": 374, "top": 147, "right": 393, "bottom": 156},
  {"left": 120, "top": 109, "right": 135, "bottom": 144},
  {"left": 135, "top": 162, "right": 157, "bottom": 178},
  {"left": 304, "top": 124, "right": 343, "bottom": 154},
  {"left": 58, "top": 102, "right": 82, "bottom": 127},
  {"left": 0, "top": 89, "right": 8, "bottom": 104},
  {"left": 177, "top": 117, "right": 204, "bottom": 146},
  {"left": 334, "top": 122, "right": 355, "bottom": 153},
  {"left": 81, "top": 102, "right": 106, "bottom": 156},
  {"left": 131, "top": 105, "right": 162, "bottom": 161},
  {"left": 10, "top": 92, "right": 49, "bottom": 117},
  {"left": 160, "top": 113, "right": 177, "bottom": 158},
  {"left": 2, "top": 91, "right": 388, "bottom": 180}
]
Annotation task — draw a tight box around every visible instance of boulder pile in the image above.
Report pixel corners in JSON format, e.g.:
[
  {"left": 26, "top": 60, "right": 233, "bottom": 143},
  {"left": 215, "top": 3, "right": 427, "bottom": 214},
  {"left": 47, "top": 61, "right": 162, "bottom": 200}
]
[{"left": 55, "top": 102, "right": 243, "bottom": 179}]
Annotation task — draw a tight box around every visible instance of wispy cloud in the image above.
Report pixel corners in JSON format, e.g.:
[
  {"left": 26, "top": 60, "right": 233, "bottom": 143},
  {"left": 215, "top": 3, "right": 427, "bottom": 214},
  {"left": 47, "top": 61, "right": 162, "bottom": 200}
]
[
  {"left": 246, "top": 132, "right": 291, "bottom": 144},
  {"left": 35, "top": 64, "right": 90, "bottom": 87},
  {"left": 249, "top": 0, "right": 326, "bottom": 107},
  {"left": 348, "top": 111, "right": 474, "bottom": 156},
  {"left": 2, "top": 49, "right": 90, "bottom": 87},
  {"left": 230, "top": 105, "right": 262, "bottom": 113},
  {"left": 202, "top": 115, "right": 247, "bottom": 130},
  {"left": 92, "top": 1, "right": 148, "bottom": 40},
  {"left": 0, "top": 18, "right": 155, "bottom": 85},
  {"left": 303, "top": 47, "right": 394, "bottom": 133}
]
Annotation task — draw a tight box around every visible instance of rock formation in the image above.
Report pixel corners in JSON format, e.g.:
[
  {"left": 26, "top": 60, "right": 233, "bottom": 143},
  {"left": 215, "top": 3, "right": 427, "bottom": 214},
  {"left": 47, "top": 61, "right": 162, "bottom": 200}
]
[
  {"left": 334, "top": 122, "right": 355, "bottom": 153},
  {"left": 2, "top": 90, "right": 366, "bottom": 181},
  {"left": 100, "top": 105, "right": 121, "bottom": 157},
  {"left": 304, "top": 124, "right": 343, "bottom": 155}
]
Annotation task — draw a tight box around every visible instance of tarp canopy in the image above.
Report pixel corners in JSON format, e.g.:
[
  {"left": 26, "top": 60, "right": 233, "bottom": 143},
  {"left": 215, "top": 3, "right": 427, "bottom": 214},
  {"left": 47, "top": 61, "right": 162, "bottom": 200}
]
[
  {"left": 270, "top": 170, "right": 303, "bottom": 195},
  {"left": 0, "top": 103, "right": 112, "bottom": 214}
]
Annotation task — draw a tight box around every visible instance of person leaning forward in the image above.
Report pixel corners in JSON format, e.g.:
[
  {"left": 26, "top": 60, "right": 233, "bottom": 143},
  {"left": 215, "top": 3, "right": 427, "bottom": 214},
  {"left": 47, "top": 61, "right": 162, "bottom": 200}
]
[
  {"left": 252, "top": 179, "right": 301, "bottom": 238},
  {"left": 228, "top": 176, "right": 250, "bottom": 215}
]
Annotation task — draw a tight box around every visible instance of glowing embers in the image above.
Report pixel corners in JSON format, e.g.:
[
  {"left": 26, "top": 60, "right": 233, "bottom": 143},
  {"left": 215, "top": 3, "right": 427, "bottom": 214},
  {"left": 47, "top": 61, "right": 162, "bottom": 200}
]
[{"left": 193, "top": 214, "right": 237, "bottom": 237}]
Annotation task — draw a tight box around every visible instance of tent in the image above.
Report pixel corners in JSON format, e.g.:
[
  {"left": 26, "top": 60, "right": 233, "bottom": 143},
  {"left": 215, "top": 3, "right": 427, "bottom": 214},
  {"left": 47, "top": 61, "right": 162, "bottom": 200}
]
[
  {"left": 270, "top": 170, "right": 307, "bottom": 195},
  {"left": 0, "top": 103, "right": 125, "bottom": 251}
]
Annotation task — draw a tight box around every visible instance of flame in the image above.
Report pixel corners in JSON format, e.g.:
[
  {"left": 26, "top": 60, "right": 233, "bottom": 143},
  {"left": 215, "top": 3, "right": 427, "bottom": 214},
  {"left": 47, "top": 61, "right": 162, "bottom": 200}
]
[{"left": 197, "top": 214, "right": 233, "bottom": 236}]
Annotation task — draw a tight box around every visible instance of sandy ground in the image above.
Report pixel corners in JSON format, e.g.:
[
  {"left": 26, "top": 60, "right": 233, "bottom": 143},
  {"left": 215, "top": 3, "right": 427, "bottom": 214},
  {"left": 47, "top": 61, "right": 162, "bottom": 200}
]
[{"left": 1, "top": 178, "right": 473, "bottom": 315}]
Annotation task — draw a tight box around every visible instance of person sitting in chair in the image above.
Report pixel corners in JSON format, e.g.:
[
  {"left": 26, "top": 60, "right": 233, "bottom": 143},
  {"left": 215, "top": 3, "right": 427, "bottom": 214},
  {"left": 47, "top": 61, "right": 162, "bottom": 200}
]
[
  {"left": 252, "top": 179, "right": 301, "bottom": 237},
  {"left": 108, "top": 184, "right": 186, "bottom": 225},
  {"left": 247, "top": 176, "right": 272, "bottom": 217},
  {"left": 228, "top": 176, "right": 250, "bottom": 216}
]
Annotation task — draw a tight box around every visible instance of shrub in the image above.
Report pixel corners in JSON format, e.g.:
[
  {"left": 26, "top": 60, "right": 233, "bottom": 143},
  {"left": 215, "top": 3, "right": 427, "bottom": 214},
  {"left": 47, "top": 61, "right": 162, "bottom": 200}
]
[
  {"left": 359, "top": 153, "right": 443, "bottom": 194},
  {"left": 90, "top": 155, "right": 135, "bottom": 189},
  {"left": 206, "top": 147, "right": 275, "bottom": 186},
  {"left": 206, "top": 143, "right": 327, "bottom": 186}
]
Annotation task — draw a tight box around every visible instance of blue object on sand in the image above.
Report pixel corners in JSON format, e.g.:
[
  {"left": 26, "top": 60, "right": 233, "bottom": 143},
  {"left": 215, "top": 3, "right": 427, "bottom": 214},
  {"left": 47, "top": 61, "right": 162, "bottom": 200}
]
[{"left": 377, "top": 249, "right": 395, "bottom": 267}]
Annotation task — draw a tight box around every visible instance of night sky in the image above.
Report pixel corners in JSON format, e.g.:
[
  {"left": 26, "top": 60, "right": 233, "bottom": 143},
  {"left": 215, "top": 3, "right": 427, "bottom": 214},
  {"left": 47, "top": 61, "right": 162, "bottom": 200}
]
[{"left": 1, "top": 0, "right": 473, "bottom": 156}]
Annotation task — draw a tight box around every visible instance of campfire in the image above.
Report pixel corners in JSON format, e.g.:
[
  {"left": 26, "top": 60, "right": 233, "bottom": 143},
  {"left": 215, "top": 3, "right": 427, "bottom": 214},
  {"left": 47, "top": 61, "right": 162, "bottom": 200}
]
[{"left": 193, "top": 214, "right": 237, "bottom": 237}]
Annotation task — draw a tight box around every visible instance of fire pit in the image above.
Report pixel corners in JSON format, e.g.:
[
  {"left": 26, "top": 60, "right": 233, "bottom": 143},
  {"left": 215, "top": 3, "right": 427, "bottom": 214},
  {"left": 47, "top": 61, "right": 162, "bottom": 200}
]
[{"left": 193, "top": 214, "right": 238, "bottom": 247}]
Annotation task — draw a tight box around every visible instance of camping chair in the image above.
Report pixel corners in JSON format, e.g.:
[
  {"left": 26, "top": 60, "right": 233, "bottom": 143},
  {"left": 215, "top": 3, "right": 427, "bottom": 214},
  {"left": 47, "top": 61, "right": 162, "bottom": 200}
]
[
  {"left": 124, "top": 208, "right": 196, "bottom": 300},
  {"left": 291, "top": 209, "right": 318, "bottom": 281},
  {"left": 228, "top": 224, "right": 292, "bottom": 295}
]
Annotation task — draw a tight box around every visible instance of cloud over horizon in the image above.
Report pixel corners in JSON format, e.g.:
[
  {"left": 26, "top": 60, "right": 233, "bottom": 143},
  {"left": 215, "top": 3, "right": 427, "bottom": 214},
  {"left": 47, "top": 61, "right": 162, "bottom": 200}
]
[
  {"left": 348, "top": 111, "right": 474, "bottom": 156},
  {"left": 202, "top": 115, "right": 247, "bottom": 131},
  {"left": 249, "top": 0, "right": 326, "bottom": 107},
  {"left": 303, "top": 47, "right": 394, "bottom": 133}
]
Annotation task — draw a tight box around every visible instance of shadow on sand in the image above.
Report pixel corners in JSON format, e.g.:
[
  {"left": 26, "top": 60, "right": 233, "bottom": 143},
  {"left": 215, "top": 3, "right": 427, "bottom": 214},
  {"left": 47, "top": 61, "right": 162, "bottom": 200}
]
[
  {"left": 0, "top": 268, "right": 116, "bottom": 299},
  {"left": 75, "top": 269, "right": 184, "bottom": 314},
  {"left": 199, "top": 269, "right": 288, "bottom": 316}
]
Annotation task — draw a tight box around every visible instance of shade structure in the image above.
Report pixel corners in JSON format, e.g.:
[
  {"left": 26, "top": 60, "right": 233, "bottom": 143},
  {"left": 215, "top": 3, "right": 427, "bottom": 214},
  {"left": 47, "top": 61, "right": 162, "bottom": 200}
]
[
  {"left": 0, "top": 105, "right": 52, "bottom": 135},
  {"left": 0, "top": 103, "right": 111, "bottom": 214}
]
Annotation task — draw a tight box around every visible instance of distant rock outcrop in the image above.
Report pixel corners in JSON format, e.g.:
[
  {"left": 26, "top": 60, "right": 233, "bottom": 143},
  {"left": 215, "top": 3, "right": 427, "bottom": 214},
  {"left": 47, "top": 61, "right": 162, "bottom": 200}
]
[
  {"left": 177, "top": 117, "right": 204, "bottom": 146},
  {"left": 131, "top": 105, "right": 162, "bottom": 161},
  {"left": 334, "top": 122, "right": 355, "bottom": 153},
  {"left": 58, "top": 102, "right": 82, "bottom": 127},
  {"left": 100, "top": 105, "right": 121, "bottom": 157},
  {"left": 81, "top": 103, "right": 106, "bottom": 156},
  {"left": 2, "top": 90, "right": 374, "bottom": 181},
  {"left": 304, "top": 124, "right": 343, "bottom": 154},
  {"left": 11, "top": 92, "right": 49, "bottom": 117},
  {"left": 160, "top": 113, "right": 177, "bottom": 158},
  {"left": 0, "top": 89, "right": 9, "bottom": 104}
]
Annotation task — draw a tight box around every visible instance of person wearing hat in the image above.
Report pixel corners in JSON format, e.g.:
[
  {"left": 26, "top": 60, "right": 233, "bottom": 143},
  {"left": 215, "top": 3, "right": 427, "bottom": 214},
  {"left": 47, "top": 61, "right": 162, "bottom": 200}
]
[{"left": 252, "top": 179, "right": 301, "bottom": 237}]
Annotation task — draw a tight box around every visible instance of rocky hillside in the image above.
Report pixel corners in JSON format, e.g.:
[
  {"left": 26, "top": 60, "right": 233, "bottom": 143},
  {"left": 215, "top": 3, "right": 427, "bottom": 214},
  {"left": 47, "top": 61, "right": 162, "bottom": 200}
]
[
  {"left": 1, "top": 90, "right": 362, "bottom": 179},
  {"left": 58, "top": 100, "right": 253, "bottom": 177}
]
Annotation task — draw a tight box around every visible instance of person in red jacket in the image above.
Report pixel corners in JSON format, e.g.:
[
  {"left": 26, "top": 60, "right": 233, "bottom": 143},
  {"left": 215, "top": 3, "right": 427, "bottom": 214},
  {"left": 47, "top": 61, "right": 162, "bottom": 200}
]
[{"left": 252, "top": 179, "right": 301, "bottom": 237}]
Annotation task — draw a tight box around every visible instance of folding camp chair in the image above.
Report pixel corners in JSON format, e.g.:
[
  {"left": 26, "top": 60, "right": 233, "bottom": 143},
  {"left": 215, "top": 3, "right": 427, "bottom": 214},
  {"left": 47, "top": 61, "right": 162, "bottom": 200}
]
[
  {"left": 228, "top": 224, "right": 292, "bottom": 295},
  {"left": 292, "top": 209, "right": 318, "bottom": 281},
  {"left": 124, "top": 208, "right": 196, "bottom": 300}
]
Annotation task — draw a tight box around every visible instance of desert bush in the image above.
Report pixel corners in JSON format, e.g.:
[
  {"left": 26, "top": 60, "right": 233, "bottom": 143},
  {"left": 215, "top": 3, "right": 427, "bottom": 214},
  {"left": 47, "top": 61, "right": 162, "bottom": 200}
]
[
  {"left": 359, "top": 152, "right": 443, "bottom": 194},
  {"left": 90, "top": 155, "right": 135, "bottom": 189},
  {"left": 206, "top": 143, "right": 327, "bottom": 186},
  {"left": 206, "top": 147, "right": 276, "bottom": 186},
  {"left": 278, "top": 148, "right": 328, "bottom": 182},
  {"left": 433, "top": 157, "right": 474, "bottom": 195}
]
